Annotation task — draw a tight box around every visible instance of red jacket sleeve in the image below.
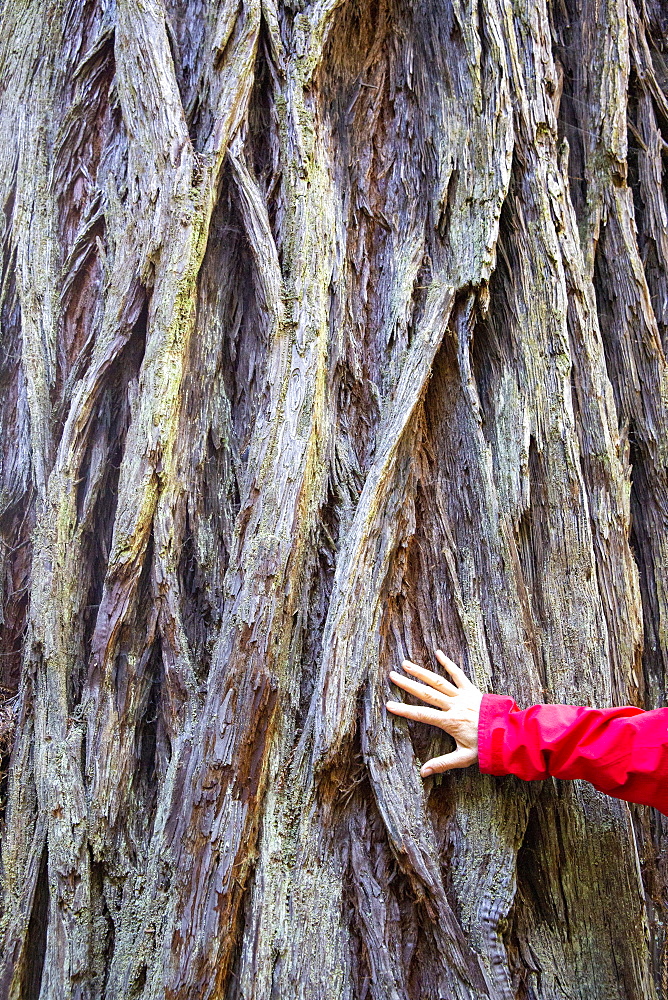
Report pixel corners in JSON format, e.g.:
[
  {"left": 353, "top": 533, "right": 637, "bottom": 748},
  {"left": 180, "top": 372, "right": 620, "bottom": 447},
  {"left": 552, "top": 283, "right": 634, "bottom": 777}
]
[{"left": 478, "top": 693, "right": 668, "bottom": 814}]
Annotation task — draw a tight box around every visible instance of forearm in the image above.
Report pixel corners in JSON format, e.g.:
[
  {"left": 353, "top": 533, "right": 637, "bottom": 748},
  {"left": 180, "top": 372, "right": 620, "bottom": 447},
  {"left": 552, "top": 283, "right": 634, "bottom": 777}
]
[{"left": 478, "top": 693, "right": 668, "bottom": 813}]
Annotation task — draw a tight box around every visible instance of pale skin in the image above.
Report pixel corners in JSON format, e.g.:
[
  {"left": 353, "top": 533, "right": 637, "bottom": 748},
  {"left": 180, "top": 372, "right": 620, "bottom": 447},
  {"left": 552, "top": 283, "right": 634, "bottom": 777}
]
[{"left": 386, "top": 650, "right": 483, "bottom": 776}]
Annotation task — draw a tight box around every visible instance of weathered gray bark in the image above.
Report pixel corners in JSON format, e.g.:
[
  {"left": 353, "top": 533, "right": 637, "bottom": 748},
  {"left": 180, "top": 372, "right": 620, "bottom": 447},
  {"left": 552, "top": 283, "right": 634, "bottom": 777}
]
[{"left": 1, "top": 0, "right": 667, "bottom": 997}]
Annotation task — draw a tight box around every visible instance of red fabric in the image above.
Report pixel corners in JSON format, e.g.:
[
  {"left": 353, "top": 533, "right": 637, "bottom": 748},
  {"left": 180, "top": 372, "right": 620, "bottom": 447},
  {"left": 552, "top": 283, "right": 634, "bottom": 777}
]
[{"left": 478, "top": 692, "right": 668, "bottom": 814}]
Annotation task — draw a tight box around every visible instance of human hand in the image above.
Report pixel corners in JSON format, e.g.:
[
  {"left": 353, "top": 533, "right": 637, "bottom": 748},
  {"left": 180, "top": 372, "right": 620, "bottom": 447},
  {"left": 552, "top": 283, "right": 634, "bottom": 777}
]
[{"left": 386, "top": 650, "right": 483, "bottom": 776}]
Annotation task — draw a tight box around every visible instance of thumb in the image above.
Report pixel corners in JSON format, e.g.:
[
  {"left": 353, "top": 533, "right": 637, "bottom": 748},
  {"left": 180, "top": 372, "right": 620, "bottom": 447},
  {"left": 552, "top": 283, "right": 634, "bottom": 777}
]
[{"left": 420, "top": 746, "right": 477, "bottom": 776}]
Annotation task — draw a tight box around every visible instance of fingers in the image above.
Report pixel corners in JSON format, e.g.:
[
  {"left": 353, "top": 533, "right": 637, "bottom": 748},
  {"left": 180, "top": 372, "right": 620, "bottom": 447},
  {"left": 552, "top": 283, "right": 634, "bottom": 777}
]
[
  {"left": 401, "top": 659, "right": 458, "bottom": 696},
  {"left": 389, "top": 670, "right": 452, "bottom": 710},
  {"left": 385, "top": 701, "right": 450, "bottom": 731},
  {"left": 420, "top": 746, "right": 477, "bottom": 776},
  {"left": 434, "top": 649, "right": 471, "bottom": 689},
  {"left": 387, "top": 652, "right": 477, "bottom": 779}
]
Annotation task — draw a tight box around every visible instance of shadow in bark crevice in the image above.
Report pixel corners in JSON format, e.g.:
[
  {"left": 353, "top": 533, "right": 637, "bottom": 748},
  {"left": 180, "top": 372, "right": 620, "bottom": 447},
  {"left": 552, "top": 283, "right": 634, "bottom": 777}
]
[
  {"left": 549, "top": 0, "right": 592, "bottom": 227},
  {"left": 90, "top": 855, "right": 115, "bottom": 996},
  {"left": 513, "top": 438, "right": 550, "bottom": 650},
  {"left": 625, "top": 52, "right": 668, "bottom": 351},
  {"left": 294, "top": 487, "right": 340, "bottom": 734},
  {"left": 0, "top": 494, "right": 33, "bottom": 697},
  {"left": 315, "top": 0, "right": 396, "bottom": 458},
  {"left": 340, "top": 766, "right": 437, "bottom": 1000},
  {"left": 212, "top": 168, "right": 269, "bottom": 457},
  {"left": 592, "top": 223, "right": 668, "bottom": 710},
  {"left": 172, "top": 167, "right": 265, "bottom": 680},
  {"left": 75, "top": 305, "right": 148, "bottom": 707},
  {"left": 75, "top": 301, "right": 148, "bottom": 524},
  {"left": 135, "top": 641, "right": 163, "bottom": 816},
  {"left": 246, "top": 21, "right": 280, "bottom": 238},
  {"left": 0, "top": 262, "right": 34, "bottom": 694},
  {"left": 54, "top": 32, "right": 115, "bottom": 255},
  {"left": 503, "top": 793, "right": 570, "bottom": 999},
  {"left": 54, "top": 31, "right": 117, "bottom": 393},
  {"left": 163, "top": 0, "right": 208, "bottom": 134},
  {"left": 501, "top": 821, "right": 542, "bottom": 1000},
  {"left": 177, "top": 505, "right": 227, "bottom": 686},
  {"left": 626, "top": 423, "right": 666, "bottom": 707},
  {"left": 629, "top": 801, "right": 668, "bottom": 992},
  {"left": 22, "top": 843, "right": 49, "bottom": 1000},
  {"left": 318, "top": 0, "right": 462, "bottom": 406}
]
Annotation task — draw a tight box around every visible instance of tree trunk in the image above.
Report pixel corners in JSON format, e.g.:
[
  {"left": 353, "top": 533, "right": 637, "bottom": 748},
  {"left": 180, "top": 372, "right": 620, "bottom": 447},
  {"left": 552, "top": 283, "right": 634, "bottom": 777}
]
[{"left": 1, "top": 0, "right": 667, "bottom": 997}]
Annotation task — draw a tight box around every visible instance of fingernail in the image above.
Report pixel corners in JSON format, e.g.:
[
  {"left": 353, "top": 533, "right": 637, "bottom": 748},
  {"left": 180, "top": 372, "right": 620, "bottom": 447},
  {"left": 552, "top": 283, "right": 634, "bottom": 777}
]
[{"left": 421, "top": 767, "right": 433, "bottom": 777}]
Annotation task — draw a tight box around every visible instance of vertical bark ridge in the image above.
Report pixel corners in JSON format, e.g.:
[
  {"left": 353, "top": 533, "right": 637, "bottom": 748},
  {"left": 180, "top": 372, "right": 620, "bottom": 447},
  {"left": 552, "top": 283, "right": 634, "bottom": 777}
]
[
  {"left": 1, "top": 5, "right": 123, "bottom": 995},
  {"left": 234, "top": 2, "right": 517, "bottom": 997},
  {"left": 13, "top": 8, "right": 61, "bottom": 500},
  {"left": 405, "top": 301, "right": 543, "bottom": 997},
  {"left": 554, "top": 0, "right": 668, "bottom": 707},
  {"left": 2, "top": 0, "right": 260, "bottom": 995},
  {"left": 457, "top": 3, "right": 653, "bottom": 995},
  {"left": 0, "top": 269, "right": 32, "bottom": 697},
  {"left": 0, "top": 2, "right": 31, "bottom": 706},
  {"left": 100, "top": 5, "right": 340, "bottom": 996},
  {"left": 627, "top": 3, "right": 668, "bottom": 710},
  {"left": 85, "top": 0, "right": 259, "bottom": 839},
  {"left": 314, "top": 2, "right": 517, "bottom": 991},
  {"left": 552, "top": 2, "right": 668, "bottom": 980}
]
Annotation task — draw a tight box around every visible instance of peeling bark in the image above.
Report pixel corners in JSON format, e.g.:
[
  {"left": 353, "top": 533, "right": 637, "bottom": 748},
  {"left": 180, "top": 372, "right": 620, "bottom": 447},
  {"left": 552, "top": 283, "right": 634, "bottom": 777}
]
[{"left": 1, "top": 0, "right": 668, "bottom": 997}]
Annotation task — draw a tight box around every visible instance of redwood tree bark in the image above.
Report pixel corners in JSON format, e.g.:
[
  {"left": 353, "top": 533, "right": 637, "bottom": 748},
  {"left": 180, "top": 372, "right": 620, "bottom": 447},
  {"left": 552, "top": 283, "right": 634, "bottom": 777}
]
[{"left": 1, "top": 0, "right": 668, "bottom": 997}]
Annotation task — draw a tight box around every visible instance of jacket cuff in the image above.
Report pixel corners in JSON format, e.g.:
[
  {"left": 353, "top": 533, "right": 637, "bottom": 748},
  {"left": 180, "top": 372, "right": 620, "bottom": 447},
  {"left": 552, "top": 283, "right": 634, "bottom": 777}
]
[{"left": 478, "top": 693, "right": 515, "bottom": 775}]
